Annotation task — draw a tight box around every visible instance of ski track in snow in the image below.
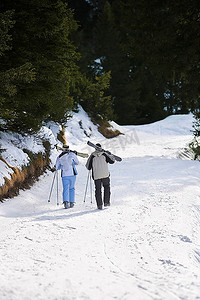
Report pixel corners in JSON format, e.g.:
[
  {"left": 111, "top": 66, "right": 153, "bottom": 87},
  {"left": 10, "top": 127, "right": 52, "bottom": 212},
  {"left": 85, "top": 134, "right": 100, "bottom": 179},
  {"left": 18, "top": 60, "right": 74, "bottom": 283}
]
[{"left": 1, "top": 115, "right": 200, "bottom": 300}]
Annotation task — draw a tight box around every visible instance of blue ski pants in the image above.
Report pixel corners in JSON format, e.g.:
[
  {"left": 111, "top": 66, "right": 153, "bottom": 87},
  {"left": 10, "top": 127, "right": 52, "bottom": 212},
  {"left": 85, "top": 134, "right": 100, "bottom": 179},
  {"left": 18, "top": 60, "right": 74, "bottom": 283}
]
[{"left": 62, "top": 175, "right": 76, "bottom": 203}]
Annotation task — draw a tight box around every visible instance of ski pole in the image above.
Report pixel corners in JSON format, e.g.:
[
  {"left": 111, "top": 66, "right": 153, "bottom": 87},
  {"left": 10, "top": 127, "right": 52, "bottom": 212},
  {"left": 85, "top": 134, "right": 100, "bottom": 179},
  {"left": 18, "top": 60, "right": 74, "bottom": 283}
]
[
  {"left": 48, "top": 171, "right": 57, "bottom": 202},
  {"left": 89, "top": 171, "right": 93, "bottom": 203},
  {"left": 56, "top": 170, "right": 59, "bottom": 206},
  {"left": 83, "top": 170, "right": 90, "bottom": 202}
]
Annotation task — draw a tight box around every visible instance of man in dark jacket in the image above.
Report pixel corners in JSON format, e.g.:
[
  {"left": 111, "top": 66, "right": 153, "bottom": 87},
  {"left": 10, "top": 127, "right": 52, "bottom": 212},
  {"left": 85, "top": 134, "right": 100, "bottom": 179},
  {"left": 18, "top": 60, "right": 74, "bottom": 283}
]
[{"left": 86, "top": 143, "right": 115, "bottom": 209}]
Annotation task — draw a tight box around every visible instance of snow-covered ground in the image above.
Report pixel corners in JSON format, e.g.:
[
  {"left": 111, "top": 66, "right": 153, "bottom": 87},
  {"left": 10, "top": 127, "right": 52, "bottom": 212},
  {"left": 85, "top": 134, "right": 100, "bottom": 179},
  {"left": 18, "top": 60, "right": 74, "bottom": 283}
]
[{"left": 0, "top": 110, "right": 200, "bottom": 300}]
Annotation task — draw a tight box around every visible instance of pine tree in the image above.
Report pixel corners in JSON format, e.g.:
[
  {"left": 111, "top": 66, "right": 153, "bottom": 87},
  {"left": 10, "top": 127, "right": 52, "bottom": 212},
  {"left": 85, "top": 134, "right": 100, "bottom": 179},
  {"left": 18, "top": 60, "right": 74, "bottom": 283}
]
[
  {"left": 0, "top": 9, "right": 35, "bottom": 129},
  {"left": 0, "top": 10, "right": 14, "bottom": 56},
  {"left": 92, "top": 1, "right": 165, "bottom": 124},
  {"left": 0, "top": 0, "right": 79, "bottom": 133},
  {"left": 116, "top": 0, "right": 200, "bottom": 114},
  {"left": 66, "top": 0, "right": 114, "bottom": 123}
]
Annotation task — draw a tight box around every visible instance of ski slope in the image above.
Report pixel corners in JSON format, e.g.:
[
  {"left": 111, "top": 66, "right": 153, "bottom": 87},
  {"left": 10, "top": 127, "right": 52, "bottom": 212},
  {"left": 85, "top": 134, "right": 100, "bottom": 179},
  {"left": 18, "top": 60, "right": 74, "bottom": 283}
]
[{"left": 0, "top": 112, "right": 200, "bottom": 300}]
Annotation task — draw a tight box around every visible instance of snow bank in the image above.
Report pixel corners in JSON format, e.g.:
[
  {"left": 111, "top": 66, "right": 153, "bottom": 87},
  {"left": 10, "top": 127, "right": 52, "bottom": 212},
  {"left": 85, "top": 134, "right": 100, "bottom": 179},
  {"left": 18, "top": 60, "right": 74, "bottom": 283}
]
[
  {"left": 0, "top": 106, "right": 103, "bottom": 187},
  {"left": 109, "top": 114, "right": 195, "bottom": 160},
  {"left": 0, "top": 110, "right": 195, "bottom": 187},
  {"left": 111, "top": 113, "right": 194, "bottom": 136}
]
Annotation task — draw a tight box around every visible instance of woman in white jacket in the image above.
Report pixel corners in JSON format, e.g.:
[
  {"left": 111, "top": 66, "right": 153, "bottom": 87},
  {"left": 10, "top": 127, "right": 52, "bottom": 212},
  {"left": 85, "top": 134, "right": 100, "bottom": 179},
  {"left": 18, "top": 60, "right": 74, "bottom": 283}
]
[{"left": 56, "top": 146, "right": 79, "bottom": 209}]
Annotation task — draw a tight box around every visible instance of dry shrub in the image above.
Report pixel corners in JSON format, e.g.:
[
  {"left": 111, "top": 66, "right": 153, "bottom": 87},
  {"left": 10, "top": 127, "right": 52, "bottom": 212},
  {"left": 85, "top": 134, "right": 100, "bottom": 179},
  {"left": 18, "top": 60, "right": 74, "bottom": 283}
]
[
  {"left": 35, "top": 155, "right": 44, "bottom": 170},
  {"left": 57, "top": 126, "right": 67, "bottom": 145},
  {"left": 0, "top": 168, "right": 24, "bottom": 201},
  {"left": 0, "top": 180, "right": 9, "bottom": 198},
  {"left": 0, "top": 153, "right": 49, "bottom": 202},
  {"left": 97, "top": 120, "right": 121, "bottom": 138},
  {"left": 0, "top": 156, "right": 15, "bottom": 171},
  {"left": 12, "top": 167, "right": 25, "bottom": 183},
  {"left": 27, "top": 164, "right": 35, "bottom": 177}
]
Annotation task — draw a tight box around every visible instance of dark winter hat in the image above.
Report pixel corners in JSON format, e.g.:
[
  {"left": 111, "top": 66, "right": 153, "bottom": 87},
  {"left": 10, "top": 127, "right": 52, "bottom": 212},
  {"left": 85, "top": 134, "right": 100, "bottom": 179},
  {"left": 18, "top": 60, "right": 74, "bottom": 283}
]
[{"left": 96, "top": 143, "right": 101, "bottom": 147}]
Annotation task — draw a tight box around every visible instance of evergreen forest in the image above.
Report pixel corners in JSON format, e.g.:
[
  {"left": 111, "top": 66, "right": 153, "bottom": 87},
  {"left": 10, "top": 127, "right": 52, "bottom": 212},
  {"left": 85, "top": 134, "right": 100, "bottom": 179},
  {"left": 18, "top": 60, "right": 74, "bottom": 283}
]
[{"left": 0, "top": 0, "right": 200, "bottom": 134}]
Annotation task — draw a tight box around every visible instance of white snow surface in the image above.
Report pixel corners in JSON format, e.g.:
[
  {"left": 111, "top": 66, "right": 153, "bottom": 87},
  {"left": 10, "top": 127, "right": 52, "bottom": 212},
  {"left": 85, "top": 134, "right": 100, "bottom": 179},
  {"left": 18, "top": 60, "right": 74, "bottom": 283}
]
[{"left": 0, "top": 109, "right": 200, "bottom": 300}]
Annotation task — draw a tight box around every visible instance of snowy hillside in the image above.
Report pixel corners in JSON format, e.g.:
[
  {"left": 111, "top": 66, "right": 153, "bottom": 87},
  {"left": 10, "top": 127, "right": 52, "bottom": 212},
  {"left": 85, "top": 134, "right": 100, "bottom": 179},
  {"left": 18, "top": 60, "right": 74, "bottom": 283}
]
[
  {"left": 0, "top": 110, "right": 200, "bottom": 300},
  {"left": 0, "top": 106, "right": 103, "bottom": 187}
]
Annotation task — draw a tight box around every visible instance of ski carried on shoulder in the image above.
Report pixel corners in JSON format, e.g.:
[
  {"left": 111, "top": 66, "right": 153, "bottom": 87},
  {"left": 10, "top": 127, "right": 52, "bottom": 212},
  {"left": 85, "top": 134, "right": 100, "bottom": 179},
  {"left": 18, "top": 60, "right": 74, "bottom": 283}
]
[
  {"left": 87, "top": 141, "right": 122, "bottom": 162},
  {"left": 55, "top": 144, "right": 88, "bottom": 158}
]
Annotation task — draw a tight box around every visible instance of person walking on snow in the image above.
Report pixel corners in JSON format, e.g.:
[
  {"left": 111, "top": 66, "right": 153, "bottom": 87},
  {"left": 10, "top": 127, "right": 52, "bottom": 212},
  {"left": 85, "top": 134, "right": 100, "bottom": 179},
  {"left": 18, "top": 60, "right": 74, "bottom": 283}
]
[
  {"left": 86, "top": 143, "right": 115, "bottom": 210},
  {"left": 56, "top": 145, "right": 79, "bottom": 209}
]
